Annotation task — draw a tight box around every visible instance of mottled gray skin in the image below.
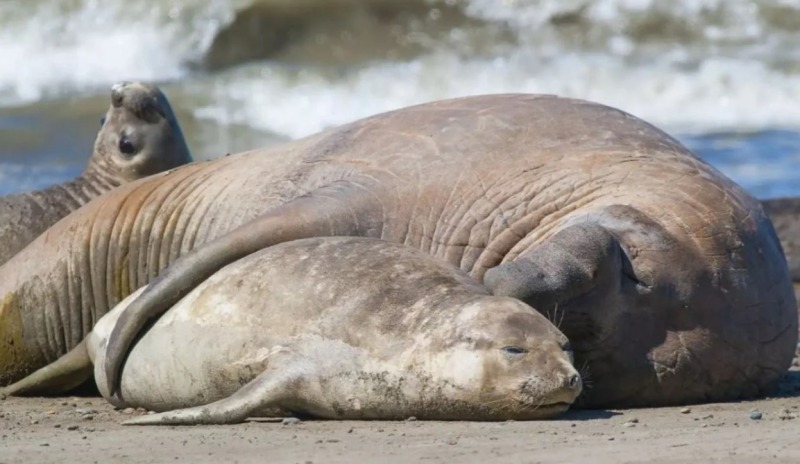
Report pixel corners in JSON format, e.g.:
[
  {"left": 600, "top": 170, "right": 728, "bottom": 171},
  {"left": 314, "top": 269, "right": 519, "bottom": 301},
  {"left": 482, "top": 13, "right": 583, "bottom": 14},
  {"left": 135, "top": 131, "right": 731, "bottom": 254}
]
[
  {"left": 0, "top": 81, "right": 193, "bottom": 265},
  {"left": 10, "top": 237, "right": 580, "bottom": 423},
  {"left": 0, "top": 94, "right": 795, "bottom": 409}
]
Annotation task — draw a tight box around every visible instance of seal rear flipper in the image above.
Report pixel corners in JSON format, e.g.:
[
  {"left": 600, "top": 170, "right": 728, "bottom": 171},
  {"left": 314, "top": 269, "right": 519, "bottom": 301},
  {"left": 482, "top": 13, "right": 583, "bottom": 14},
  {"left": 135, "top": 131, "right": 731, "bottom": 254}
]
[
  {"left": 103, "top": 179, "right": 384, "bottom": 399},
  {"left": 121, "top": 364, "right": 303, "bottom": 426},
  {"left": 1, "top": 339, "right": 92, "bottom": 397}
]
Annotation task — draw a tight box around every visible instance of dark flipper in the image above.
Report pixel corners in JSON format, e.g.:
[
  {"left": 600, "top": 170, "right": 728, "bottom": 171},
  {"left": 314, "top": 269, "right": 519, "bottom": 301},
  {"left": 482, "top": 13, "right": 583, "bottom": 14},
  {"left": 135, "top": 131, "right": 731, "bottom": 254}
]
[
  {"left": 484, "top": 222, "right": 623, "bottom": 311},
  {"left": 1, "top": 339, "right": 92, "bottom": 397},
  {"left": 103, "top": 181, "right": 381, "bottom": 399}
]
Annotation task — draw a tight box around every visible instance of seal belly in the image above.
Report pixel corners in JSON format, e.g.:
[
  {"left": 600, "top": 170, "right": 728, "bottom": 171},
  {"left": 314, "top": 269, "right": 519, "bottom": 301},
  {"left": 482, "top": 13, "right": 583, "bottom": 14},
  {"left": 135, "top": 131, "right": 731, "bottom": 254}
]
[{"left": 115, "top": 323, "right": 277, "bottom": 411}]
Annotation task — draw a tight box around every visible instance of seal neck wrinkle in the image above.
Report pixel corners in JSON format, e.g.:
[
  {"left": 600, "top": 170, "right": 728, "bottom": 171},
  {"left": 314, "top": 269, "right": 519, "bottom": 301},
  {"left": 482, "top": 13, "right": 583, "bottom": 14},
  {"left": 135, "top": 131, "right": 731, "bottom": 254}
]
[{"left": 79, "top": 166, "right": 121, "bottom": 197}]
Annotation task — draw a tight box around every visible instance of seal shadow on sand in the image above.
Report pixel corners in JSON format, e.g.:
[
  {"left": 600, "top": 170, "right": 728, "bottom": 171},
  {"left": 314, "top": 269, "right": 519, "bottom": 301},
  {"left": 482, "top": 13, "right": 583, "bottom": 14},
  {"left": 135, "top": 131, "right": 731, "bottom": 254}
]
[
  {"left": 773, "top": 369, "right": 800, "bottom": 398},
  {"left": 556, "top": 409, "right": 621, "bottom": 421},
  {"left": 549, "top": 369, "right": 800, "bottom": 423}
]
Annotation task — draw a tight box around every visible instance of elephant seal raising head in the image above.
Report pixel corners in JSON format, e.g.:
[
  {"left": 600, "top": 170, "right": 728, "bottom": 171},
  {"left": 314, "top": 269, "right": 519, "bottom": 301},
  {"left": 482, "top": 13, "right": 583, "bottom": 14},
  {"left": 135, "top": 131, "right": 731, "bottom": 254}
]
[
  {"left": 0, "top": 81, "right": 192, "bottom": 266},
  {"left": 5, "top": 237, "right": 581, "bottom": 423},
  {"left": 90, "top": 81, "right": 192, "bottom": 182}
]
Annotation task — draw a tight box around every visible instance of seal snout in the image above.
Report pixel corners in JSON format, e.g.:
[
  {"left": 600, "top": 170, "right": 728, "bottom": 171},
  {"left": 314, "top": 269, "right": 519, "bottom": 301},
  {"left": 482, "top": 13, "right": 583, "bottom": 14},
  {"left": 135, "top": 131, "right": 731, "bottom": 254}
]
[
  {"left": 565, "top": 372, "right": 581, "bottom": 390},
  {"left": 110, "top": 82, "right": 132, "bottom": 108},
  {"left": 522, "top": 364, "right": 582, "bottom": 408},
  {"left": 109, "top": 81, "right": 165, "bottom": 121}
]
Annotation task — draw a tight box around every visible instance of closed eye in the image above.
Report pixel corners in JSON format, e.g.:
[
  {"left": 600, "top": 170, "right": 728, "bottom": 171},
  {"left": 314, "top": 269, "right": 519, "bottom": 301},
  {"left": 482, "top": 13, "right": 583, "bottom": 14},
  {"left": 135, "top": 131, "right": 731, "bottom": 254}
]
[{"left": 501, "top": 346, "right": 528, "bottom": 355}]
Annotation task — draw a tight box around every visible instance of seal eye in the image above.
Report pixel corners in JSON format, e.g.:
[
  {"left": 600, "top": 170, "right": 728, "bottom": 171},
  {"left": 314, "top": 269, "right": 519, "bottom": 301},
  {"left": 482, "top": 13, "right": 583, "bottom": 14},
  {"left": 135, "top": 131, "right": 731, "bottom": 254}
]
[
  {"left": 501, "top": 346, "right": 528, "bottom": 355},
  {"left": 562, "top": 341, "right": 572, "bottom": 353},
  {"left": 118, "top": 134, "right": 137, "bottom": 156},
  {"left": 99, "top": 116, "right": 106, "bottom": 127}
]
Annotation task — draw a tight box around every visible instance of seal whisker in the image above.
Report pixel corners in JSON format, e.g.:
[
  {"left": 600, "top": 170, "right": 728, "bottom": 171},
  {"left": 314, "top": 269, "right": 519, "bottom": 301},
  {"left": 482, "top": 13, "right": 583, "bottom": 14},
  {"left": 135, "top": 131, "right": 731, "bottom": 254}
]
[
  {"left": 556, "top": 304, "right": 566, "bottom": 330},
  {"left": 578, "top": 361, "right": 593, "bottom": 390}
]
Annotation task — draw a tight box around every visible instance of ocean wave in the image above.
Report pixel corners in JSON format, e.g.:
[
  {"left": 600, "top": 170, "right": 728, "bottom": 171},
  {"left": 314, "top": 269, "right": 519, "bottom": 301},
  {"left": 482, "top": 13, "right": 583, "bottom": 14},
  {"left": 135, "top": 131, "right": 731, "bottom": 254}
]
[
  {"left": 0, "top": 0, "right": 230, "bottom": 105},
  {"left": 1, "top": 0, "right": 799, "bottom": 136},
  {"left": 192, "top": 52, "right": 800, "bottom": 139}
]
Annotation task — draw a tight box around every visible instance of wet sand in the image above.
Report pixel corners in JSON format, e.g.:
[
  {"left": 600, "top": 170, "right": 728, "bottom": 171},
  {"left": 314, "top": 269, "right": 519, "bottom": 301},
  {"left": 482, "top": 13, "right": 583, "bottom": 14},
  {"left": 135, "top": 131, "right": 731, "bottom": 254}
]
[{"left": 2, "top": 356, "right": 798, "bottom": 464}]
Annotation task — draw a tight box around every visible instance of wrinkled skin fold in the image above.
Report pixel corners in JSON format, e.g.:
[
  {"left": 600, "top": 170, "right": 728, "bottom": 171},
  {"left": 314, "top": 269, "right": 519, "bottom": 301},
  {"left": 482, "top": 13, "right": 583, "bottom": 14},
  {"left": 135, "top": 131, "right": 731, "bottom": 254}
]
[{"left": 0, "top": 94, "right": 796, "bottom": 408}]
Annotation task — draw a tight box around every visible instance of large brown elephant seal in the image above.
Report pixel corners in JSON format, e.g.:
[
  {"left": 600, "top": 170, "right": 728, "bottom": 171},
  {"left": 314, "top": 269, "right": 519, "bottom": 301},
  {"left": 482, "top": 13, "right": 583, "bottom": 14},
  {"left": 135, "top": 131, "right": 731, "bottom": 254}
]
[
  {"left": 0, "top": 94, "right": 795, "bottom": 408},
  {"left": 4, "top": 237, "right": 581, "bottom": 423},
  {"left": 0, "top": 81, "right": 192, "bottom": 265}
]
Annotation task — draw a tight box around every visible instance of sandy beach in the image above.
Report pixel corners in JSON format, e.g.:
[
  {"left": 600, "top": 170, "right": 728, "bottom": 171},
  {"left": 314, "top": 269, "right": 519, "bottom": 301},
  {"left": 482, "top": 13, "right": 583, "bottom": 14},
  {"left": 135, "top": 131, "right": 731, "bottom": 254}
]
[
  {"left": 2, "top": 353, "right": 797, "bottom": 464},
  {"left": 1, "top": 2, "right": 799, "bottom": 463}
]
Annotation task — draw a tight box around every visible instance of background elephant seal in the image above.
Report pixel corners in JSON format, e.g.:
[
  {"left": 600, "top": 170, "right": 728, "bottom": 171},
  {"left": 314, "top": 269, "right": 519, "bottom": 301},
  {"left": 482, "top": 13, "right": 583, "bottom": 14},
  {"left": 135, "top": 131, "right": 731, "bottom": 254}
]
[
  {"left": 0, "top": 81, "right": 193, "bottom": 265},
  {"left": 762, "top": 197, "right": 800, "bottom": 313},
  {"left": 0, "top": 94, "right": 795, "bottom": 408},
  {"left": 4, "top": 237, "right": 581, "bottom": 424},
  {"left": 762, "top": 197, "right": 800, "bottom": 282}
]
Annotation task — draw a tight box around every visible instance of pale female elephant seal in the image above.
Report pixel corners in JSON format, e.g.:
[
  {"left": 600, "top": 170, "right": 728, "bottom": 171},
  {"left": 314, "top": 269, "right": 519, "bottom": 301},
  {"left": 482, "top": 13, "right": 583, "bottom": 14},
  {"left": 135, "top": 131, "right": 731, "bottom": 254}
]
[
  {"left": 0, "top": 81, "right": 192, "bottom": 265},
  {"left": 4, "top": 237, "right": 581, "bottom": 423},
  {"left": 0, "top": 94, "right": 795, "bottom": 408}
]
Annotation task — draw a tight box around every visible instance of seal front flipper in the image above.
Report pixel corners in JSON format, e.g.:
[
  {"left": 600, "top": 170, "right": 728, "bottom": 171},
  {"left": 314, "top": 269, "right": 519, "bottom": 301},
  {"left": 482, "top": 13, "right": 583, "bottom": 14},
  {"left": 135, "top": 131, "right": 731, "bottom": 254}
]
[
  {"left": 484, "top": 221, "right": 624, "bottom": 315},
  {"left": 102, "top": 179, "right": 385, "bottom": 399},
  {"left": 1, "top": 339, "right": 92, "bottom": 397}
]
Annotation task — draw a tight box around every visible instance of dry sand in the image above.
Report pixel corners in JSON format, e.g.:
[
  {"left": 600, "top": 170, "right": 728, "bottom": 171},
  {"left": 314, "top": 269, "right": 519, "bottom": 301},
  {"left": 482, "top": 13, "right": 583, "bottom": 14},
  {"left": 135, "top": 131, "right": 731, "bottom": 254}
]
[{"left": 1, "top": 352, "right": 798, "bottom": 464}]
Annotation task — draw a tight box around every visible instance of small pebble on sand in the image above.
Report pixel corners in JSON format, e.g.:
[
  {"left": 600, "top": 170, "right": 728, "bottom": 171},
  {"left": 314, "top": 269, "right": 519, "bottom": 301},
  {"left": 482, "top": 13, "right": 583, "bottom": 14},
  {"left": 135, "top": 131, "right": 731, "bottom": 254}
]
[{"left": 749, "top": 411, "right": 763, "bottom": 420}]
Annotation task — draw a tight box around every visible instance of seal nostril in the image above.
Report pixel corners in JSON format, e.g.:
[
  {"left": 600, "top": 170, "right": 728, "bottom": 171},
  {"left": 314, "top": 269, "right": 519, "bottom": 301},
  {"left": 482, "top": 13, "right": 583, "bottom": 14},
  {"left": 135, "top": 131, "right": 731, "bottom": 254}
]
[{"left": 568, "top": 374, "right": 580, "bottom": 389}]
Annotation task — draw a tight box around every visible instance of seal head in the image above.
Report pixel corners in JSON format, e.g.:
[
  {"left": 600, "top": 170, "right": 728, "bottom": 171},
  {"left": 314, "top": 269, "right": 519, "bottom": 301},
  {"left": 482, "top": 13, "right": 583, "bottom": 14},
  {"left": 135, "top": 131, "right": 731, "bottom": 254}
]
[
  {"left": 417, "top": 296, "right": 581, "bottom": 419},
  {"left": 90, "top": 81, "right": 192, "bottom": 182}
]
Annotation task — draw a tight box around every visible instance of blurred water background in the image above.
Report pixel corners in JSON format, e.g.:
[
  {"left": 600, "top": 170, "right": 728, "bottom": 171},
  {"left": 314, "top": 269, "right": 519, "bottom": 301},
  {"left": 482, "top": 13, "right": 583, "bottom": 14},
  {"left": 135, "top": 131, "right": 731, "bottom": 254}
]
[{"left": 0, "top": 0, "right": 798, "bottom": 198}]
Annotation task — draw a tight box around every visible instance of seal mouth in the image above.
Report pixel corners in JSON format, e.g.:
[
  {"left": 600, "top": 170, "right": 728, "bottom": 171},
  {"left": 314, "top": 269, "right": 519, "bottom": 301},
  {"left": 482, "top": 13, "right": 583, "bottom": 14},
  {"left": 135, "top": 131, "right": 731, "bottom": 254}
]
[
  {"left": 538, "top": 401, "right": 572, "bottom": 410},
  {"left": 522, "top": 401, "right": 572, "bottom": 419},
  {"left": 518, "top": 400, "right": 572, "bottom": 410},
  {"left": 512, "top": 394, "right": 573, "bottom": 414}
]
